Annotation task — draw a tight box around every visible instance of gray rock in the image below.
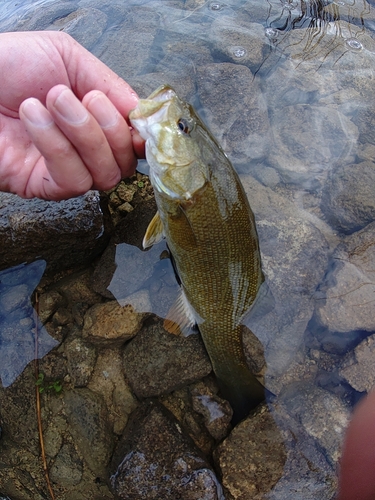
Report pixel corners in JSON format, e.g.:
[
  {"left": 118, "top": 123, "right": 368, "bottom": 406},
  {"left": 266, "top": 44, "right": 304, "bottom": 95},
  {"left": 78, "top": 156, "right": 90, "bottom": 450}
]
[
  {"left": 123, "top": 321, "right": 212, "bottom": 398},
  {"left": 268, "top": 103, "right": 358, "bottom": 186},
  {"left": 90, "top": 6, "right": 160, "bottom": 80},
  {"left": 110, "top": 400, "right": 224, "bottom": 500},
  {"left": 38, "top": 290, "right": 66, "bottom": 324},
  {"left": 279, "top": 383, "right": 350, "bottom": 466},
  {"left": 239, "top": 175, "right": 329, "bottom": 392},
  {"left": 63, "top": 388, "right": 114, "bottom": 477},
  {"left": 314, "top": 222, "right": 375, "bottom": 335},
  {"left": 340, "top": 334, "right": 375, "bottom": 392},
  {"left": 50, "top": 443, "right": 83, "bottom": 487},
  {"left": 51, "top": 8, "right": 107, "bottom": 50},
  {"left": 0, "top": 191, "right": 109, "bottom": 274},
  {"left": 87, "top": 348, "right": 138, "bottom": 436},
  {"left": 65, "top": 333, "right": 97, "bottom": 387},
  {"left": 196, "top": 63, "right": 271, "bottom": 166},
  {"left": 209, "top": 17, "right": 268, "bottom": 72},
  {"left": 321, "top": 161, "right": 375, "bottom": 234},
  {"left": 214, "top": 403, "right": 287, "bottom": 500}
]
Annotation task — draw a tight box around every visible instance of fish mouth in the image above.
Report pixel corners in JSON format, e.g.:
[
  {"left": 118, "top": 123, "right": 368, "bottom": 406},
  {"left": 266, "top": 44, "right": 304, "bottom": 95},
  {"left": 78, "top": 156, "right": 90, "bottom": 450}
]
[{"left": 129, "top": 85, "right": 177, "bottom": 121}]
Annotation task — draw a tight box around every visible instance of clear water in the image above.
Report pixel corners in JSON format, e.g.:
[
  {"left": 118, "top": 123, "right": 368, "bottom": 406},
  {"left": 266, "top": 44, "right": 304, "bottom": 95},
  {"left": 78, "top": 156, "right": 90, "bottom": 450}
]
[{"left": 1, "top": 0, "right": 375, "bottom": 497}]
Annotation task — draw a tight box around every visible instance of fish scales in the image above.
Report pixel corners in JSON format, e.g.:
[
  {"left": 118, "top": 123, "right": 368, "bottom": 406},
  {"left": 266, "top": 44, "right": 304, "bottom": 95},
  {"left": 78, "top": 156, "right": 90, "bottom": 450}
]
[{"left": 130, "top": 85, "right": 266, "bottom": 422}]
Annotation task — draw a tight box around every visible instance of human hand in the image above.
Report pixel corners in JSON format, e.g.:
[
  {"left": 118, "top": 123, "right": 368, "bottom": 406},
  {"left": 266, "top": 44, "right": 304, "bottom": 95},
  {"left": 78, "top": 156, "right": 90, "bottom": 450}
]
[
  {"left": 337, "top": 389, "right": 375, "bottom": 500},
  {"left": 0, "top": 30, "right": 145, "bottom": 200}
]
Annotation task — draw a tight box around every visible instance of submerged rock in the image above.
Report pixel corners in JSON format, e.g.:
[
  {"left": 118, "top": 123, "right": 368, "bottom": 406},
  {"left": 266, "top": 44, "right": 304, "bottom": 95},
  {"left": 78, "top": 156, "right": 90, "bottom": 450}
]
[
  {"left": 110, "top": 400, "right": 224, "bottom": 499},
  {"left": 123, "top": 320, "right": 212, "bottom": 398},
  {"left": 340, "top": 334, "right": 375, "bottom": 393},
  {"left": 314, "top": 222, "right": 375, "bottom": 336},
  {"left": 321, "top": 161, "right": 375, "bottom": 234}
]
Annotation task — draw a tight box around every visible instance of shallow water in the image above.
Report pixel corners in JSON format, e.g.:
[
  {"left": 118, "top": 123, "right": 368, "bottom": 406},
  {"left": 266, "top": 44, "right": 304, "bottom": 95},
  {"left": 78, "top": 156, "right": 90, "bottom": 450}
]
[{"left": 0, "top": 0, "right": 375, "bottom": 497}]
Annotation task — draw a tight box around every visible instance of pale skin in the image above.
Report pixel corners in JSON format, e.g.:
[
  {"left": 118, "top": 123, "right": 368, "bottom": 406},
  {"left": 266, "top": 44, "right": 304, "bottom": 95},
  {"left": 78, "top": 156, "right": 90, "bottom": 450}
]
[{"left": 0, "top": 30, "right": 144, "bottom": 200}]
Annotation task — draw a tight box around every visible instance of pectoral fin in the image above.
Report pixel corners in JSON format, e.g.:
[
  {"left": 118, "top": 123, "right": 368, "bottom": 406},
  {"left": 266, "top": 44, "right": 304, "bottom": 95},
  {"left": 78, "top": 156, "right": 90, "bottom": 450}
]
[
  {"left": 143, "top": 211, "right": 164, "bottom": 249},
  {"left": 163, "top": 287, "right": 198, "bottom": 337}
]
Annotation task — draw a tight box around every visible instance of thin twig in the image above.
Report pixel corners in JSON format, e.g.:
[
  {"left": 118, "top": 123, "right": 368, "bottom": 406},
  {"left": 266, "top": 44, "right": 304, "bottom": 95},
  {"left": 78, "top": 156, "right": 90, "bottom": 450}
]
[{"left": 34, "top": 292, "right": 56, "bottom": 500}]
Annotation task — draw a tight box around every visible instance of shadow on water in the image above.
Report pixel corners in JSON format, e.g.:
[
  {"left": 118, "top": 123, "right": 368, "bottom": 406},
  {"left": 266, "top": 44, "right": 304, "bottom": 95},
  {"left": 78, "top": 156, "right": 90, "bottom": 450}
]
[{"left": 0, "top": 0, "right": 375, "bottom": 497}]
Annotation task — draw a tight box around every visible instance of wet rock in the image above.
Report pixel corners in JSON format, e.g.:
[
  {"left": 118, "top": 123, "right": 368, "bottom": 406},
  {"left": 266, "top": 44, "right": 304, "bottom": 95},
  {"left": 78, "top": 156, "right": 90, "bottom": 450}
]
[
  {"left": 0, "top": 191, "right": 109, "bottom": 274},
  {"left": 82, "top": 301, "right": 143, "bottom": 346},
  {"left": 123, "top": 321, "right": 212, "bottom": 398},
  {"left": 63, "top": 388, "right": 115, "bottom": 477},
  {"left": 196, "top": 63, "right": 271, "bottom": 165},
  {"left": 87, "top": 348, "right": 138, "bottom": 435},
  {"left": 314, "top": 222, "right": 375, "bottom": 334},
  {"left": 65, "top": 333, "right": 97, "bottom": 387},
  {"left": 340, "top": 334, "right": 375, "bottom": 392},
  {"left": 110, "top": 400, "right": 224, "bottom": 499},
  {"left": 279, "top": 383, "right": 350, "bottom": 465},
  {"left": 191, "top": 383, "right": 233, "bottom": 441},
  {"left": 321, "top": 161, "right": 375, "bottom": 234},
  {"left": 214, "top": 403, "right": 287, "bottom": 500}
]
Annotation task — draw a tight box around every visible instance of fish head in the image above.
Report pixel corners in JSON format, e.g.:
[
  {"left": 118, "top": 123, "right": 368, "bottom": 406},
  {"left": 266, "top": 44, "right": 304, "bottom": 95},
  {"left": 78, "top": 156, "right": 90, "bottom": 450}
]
[{"left": 129, "top": 85, "right": 207, "bottom": 200}]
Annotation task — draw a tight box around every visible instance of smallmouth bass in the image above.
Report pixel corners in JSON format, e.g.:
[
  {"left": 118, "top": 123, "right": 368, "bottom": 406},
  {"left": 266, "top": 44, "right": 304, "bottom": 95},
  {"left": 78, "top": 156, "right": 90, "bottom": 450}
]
[{"left": 129, "top": 85, "right": 266, "bottom": 422}]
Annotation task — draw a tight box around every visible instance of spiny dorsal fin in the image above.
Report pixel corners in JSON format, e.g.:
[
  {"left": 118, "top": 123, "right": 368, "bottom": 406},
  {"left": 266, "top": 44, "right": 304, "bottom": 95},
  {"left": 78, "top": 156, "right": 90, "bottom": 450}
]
[
  {"left": 163, "top": 287, "right": 198, "bottom": 337},
  {"left": 143, "top": 211, "right": 164, "bottom": 249}
]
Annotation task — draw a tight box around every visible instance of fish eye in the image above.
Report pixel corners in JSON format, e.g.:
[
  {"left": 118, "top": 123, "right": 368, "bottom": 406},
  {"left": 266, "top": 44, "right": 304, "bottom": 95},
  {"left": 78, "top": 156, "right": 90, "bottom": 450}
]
[{"left": 177, "top": 118, "right": 190, "bottom": 134}]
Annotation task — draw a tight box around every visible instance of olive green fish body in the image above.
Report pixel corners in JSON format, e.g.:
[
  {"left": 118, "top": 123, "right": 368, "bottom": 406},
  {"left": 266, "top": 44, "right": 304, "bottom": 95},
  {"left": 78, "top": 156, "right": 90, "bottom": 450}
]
[
  {"left": 155, "top": 156, "right": 264, "bottom": 419},
  {"left": 130, "top": 86, "right": 265, "bottom": 420}
]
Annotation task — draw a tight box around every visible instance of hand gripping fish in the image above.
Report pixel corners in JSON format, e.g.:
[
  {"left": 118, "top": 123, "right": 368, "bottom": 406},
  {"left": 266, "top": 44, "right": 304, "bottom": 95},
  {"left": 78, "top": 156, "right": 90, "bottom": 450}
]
[{"left": 130, "top": 86, "right": 266, "bottom": 423}]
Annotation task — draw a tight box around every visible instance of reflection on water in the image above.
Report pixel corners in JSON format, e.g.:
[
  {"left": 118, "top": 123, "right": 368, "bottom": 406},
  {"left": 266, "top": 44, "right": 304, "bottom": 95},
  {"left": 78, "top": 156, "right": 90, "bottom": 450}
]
[
  {"left": 0, "top": 260, "right": 58, "bottom": 387},
  {"left": 0, "top": 0, "right": 374, "bottom": 497}
]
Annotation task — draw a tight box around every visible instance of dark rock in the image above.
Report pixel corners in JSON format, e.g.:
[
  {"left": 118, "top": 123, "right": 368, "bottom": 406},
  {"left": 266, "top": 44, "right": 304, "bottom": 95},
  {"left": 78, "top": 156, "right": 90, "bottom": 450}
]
[
  {"left": 63, "top": 388, "right": 115, "bottom": 477},
  {"left": 321, "top": 161, "right": 375, "bottom": 234},
  {"left": 0, "top": 192, "right": 110, "bottom": 274},
  {"left": 110, "top": 400, "right": 224, "bottom": 499},
  {"left": 123, "top": 321, "right": 212, "bottom": 398}
]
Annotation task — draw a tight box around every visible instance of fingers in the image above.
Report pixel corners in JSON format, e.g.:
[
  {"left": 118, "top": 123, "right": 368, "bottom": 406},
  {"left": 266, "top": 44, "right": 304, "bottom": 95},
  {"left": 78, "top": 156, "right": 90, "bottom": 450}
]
[
  {"left": 82, "top": 90, "right": 138, "bottom": 178},
  {"left": 19, "top": 85, "right": 139, "bottom": 199}
]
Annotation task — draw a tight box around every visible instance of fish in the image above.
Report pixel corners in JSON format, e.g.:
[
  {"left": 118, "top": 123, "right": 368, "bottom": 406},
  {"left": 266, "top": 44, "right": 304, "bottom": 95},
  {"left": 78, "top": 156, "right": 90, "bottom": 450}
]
[{"left": 129, "top": 85, "right": 266, "bottom": 422}]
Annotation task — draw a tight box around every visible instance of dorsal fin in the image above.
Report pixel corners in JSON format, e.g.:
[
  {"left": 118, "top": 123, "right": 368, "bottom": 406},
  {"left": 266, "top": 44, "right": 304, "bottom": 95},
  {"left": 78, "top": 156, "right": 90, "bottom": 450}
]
[{"left": 143, "top": 211, "right": 164, "bottom": 249}]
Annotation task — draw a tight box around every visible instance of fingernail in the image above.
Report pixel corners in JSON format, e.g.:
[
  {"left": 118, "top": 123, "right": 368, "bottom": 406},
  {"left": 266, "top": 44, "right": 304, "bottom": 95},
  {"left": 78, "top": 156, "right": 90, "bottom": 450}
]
[
  {"left": 21, "top": 99, "right": 53, "bottom": 127},
  {"left": 87, "top": 93, "right": 119, "bottom": 128},
  {"left": 53, "top": 88, "right": 88, "bottom": 124}
]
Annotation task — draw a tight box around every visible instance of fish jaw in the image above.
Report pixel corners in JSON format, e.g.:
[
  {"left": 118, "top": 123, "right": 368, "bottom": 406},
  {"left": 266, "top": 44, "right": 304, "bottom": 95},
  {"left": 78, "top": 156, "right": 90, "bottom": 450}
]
[{"left": 129, "top": 85, "right": 207, "bottom": 201}]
